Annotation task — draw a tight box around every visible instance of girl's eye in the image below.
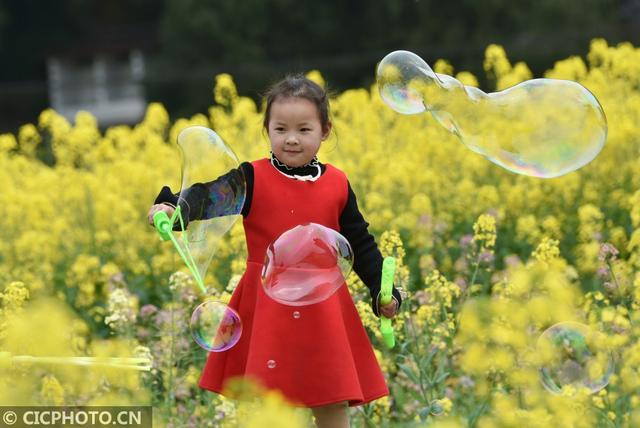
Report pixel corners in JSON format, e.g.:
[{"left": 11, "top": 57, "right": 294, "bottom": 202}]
[
  {"left": 275, "top": 127, "right": 285, "bottom": 132},
  {"left": 301, "top": 128, "right": 311, "bottom": 132}
]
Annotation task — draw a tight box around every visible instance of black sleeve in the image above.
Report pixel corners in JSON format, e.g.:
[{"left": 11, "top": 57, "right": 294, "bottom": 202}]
[
  {"left": 153, "top": 162, "right": 254, "bottom": 230},
  {"left": 339, "top": 181, "right": 402, "bottom": 317}
]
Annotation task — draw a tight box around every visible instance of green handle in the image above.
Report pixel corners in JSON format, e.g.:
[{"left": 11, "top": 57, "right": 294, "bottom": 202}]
[
  {"left": 380, "top": 256, "right": 396, "bottom": 349},
  {"left": 153, "top": 208, "right": 207, "bottom": 295},
  {"left": 153, "top": 210, "right": 174, "bottom": 241}
]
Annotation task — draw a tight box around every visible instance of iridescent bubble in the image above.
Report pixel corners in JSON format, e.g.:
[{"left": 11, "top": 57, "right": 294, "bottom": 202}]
[
  {"left": 537, "top": 322, "right": 613, "bottom": 394},
  {"left": 376, "top": 50, "right": 607, "bottom": 178},
  {"left": 176, "top": 126, "right": 246, "bottom": 283},
  {"left": 262, "top": 223, "right": 354, "bottom": 306},
  {"left": 190, "top": 300, "right": 242, "bottom": 352},
  {"left": 378, "top": 53, "right": 427, "bottom": 115}
]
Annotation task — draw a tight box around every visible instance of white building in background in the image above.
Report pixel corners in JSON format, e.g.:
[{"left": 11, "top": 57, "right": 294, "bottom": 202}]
[{"left": 47, "top": 50, "right": 146, "bottom": 126}]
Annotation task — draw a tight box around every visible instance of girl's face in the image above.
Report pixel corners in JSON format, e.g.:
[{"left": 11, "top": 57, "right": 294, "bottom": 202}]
[{"left": 267, "top": 97, "right": 331, "bottom": 168}]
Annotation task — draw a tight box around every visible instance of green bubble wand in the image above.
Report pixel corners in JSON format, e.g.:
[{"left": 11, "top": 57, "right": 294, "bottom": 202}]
[
  {"left": 380, "top": 256, "right": 397, "bottom": 349},
  {"left": 153, "top": 208, "right": 207, "bottom": 294},
  {"left": 0, "top": 352, "right": 152, "bottom": 371}
]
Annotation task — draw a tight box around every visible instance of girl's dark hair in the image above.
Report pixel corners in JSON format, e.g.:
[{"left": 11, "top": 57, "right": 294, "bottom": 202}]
[{"left": 263, "top": 74, "right": 331, "bottom": 133}]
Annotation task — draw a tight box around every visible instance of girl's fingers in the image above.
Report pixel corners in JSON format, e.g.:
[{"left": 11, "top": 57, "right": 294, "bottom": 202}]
[
  {"left": 148, "top": 206, "right": 159, "bottom": 225},
  {"left": 380, "top": 301, "right": 398, "bottom": 318},
  {"left": 148, "top": 205, "right": 174, "bottom": 225},
  {"left": 382, "top": 309, "right": 396, "bottom": 318}
]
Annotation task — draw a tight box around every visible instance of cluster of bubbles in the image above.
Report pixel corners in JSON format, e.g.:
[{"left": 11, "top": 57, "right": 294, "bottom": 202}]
[
  {"left": 175, "top": 129, "right": 355, "bottom": 353},
  {"left": 174, "top": 126, "right": 247, "bottom": 353},
  {"left": 377, "top": 53, "right": 613, "bottom": 393},
  {"left": 376, "top": 50, "right": 608, "bottom": 178},
  {"left": 188, "top": 222, "right": 353, "bottom": 352}
]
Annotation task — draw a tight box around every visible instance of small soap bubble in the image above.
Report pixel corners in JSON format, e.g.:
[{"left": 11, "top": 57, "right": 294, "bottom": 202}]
[
  {"left": 292, "top": 311, "right": 301, "bottom": 319},
  {"left": 267, "top": 360, "right": 277, "bottom": 369},
  {"left": 190, "top": 300, "right": 242, "bottom": 352}
]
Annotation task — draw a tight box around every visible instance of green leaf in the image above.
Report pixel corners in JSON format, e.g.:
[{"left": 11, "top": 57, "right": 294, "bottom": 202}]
[
  {"left": 397, "top": 362, "right": 420, "bottom": 385},
  {"left": 434, "top": 371, "right": 450, "bottom": 384}
]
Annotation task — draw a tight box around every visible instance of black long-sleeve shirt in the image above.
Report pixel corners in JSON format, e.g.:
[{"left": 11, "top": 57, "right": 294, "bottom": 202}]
[{"left": 154, "top": 160, "right": 402, "bottom": 316}]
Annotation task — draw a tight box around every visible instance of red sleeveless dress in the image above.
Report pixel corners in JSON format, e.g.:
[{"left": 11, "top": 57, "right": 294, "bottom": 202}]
[{"left": 199, "top": 159, "right": 389, "bottom": 407}]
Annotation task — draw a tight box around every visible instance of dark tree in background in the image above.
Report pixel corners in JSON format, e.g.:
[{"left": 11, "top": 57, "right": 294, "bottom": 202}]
[
  {"left": 1, "top": 0, "right": 638, "bottom": 130},
  {"left": 0, "top": 0, "right": 161, "bottom": 131},
  {"left": 148, "top": 0, "right": 628, "bottom": 117}
]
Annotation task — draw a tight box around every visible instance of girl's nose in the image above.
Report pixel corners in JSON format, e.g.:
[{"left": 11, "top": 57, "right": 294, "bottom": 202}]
[{"left": 285, "top": 134, "right": 299, "bottom": 144}]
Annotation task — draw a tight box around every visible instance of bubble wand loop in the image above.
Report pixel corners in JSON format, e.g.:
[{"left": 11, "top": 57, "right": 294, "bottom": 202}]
[
  {"left": 380, "top": 256, "right": 396, "bottom": 349},
  {"left": 153, "top": 208, "right": 207, "bottom": 295}
]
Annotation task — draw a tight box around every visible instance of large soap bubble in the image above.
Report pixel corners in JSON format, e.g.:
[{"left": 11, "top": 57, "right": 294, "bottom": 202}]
[
  {"left": 262, "top": 223, "right": 354, "bottom": 306},
  {"left": 537, "top": 322, "right": 614, "bottom": 394},
  {"left": 376, "top": 50, "right": 607, "bottom": 178},
  {"left": 176, "top": 126, "right": 246, "bottom": 283}
]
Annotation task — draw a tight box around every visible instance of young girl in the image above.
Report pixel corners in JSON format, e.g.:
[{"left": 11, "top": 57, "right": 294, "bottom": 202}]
[{"left": 148, "top": 75, "right": 402, "bottom": 427}]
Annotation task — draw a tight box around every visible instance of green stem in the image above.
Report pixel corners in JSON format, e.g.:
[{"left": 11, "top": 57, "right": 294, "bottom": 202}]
[
  {"left": 165, "top": 297, "right": 176, "bottom": 414},
  {"left": 468, "top": 377, "right": 494, "bottom": 427},
  {"left": 468, "top": 398, "right": 490, "bottom": 428},
  {"left": 453, "top": 249, "right": 482, "bottom": 332},
  {"left": 357, "top": 405, "right": 377, "bottom": 428},
  {"left": 606, "top": 260, "right": 621, "bottom": 290},
  {"left": 406, "top": 317, "right": 431, "bottom": 403},
  {"left": 468, "top": 249, "right": 482, "bottom": 293}
]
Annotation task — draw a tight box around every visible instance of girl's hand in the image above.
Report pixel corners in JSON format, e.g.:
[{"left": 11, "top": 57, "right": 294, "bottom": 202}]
[
  {"left": 379, "top": 299, "right": 398, "bottom": 318},
  {"left": 148, "top": 204, "right": 175, "bottom": 226}
]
